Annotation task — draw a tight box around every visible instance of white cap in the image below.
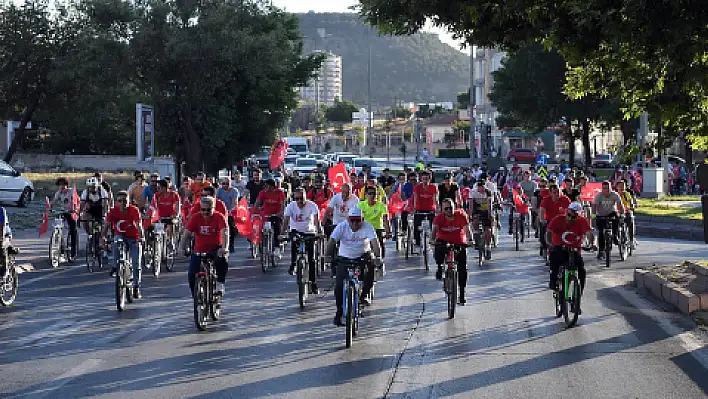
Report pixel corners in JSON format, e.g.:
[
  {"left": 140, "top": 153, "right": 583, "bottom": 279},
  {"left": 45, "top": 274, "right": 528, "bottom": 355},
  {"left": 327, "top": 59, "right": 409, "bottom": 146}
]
[
  {"left": 348, "top": 207, "right": 363, "bottom": 217},
  {"left": 86, "top": 177, "right": 99, "bottom": 186},
  {"left": 568, "top": 202, "right": 583, "bottom": 212}
]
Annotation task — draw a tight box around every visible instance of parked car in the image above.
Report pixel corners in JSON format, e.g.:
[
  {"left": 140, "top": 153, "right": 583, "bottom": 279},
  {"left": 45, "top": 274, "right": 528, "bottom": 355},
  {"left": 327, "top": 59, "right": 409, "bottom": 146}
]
[
  {"left": 506, "top": 148, "right": 538, "bottom": 162},
  {"left": 291, "top": 157, "right": 320, "bottom": 174},
  {"left": 0, "top": 161, "right": 33, "bottom": 207},
  {"left": 252, "top": 150, "right": 270, "bottom": 170},
  {"left": 283, "top": 155, "right": 299, "bottom": 171},
  {"left": 652, "top": 155, "right": 686, "bottom": 167},
  {"left": 326, "top": 152, "right": 353, "bottom": 167},
  {"left": 592, "top": 153, "right": 616, "bottom": 168},
  {"left": 336, "top": 155, "right": 357, "bottom": 168},
  {"left": 352, "top": 158, "right": 382, "bottom": 177}
]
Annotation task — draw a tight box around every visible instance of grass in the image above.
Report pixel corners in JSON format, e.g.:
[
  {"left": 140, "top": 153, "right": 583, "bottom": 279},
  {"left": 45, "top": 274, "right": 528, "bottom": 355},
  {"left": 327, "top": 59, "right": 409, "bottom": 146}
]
[
  {"left": 26, "top": 172, "right": 134, "bottom": 200},
  {"left": 655, "top": 195, "right": 700, "bottom": 202},
  {"left": 636, "top": 198, "right": 702, "bottom": 220}
]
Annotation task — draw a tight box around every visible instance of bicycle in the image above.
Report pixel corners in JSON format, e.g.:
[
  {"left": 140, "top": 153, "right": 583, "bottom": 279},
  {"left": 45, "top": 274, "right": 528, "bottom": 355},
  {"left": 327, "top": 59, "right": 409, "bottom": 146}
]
[
  {"left": 85, "top": 219, "right": 104, "bottom": 272},
  {"left": 552, "top": 245, "right": 591, "bottom": 328},
  {"left": 143, "top": 221, "right": 165, "bottom": 278},
  {"left": 114, "top": 237, "right": 135, "bottom": 312},
  {"left": 404, "top": 213, "right": 414, "bottom": 260},
  {"left": 617, "top": 216, "right": 630, "bottom": 261},
  {"left": 472, "top": 218, "right": 490, "bottom": 267},
  {"left": 289, "top": 232, "right": 319, "bottom": 308},
  {"left": 314, "top": 234, "right": 327, "bottom": 278},
  {"left": 416, "top": 211, "right": 435, "bottom": 271},
  {"left": 492, "top": 205, "right": 501, "bottom": 248},
  {"left": 336, "top": 255, "right": 367, "bottom": 348},
  {"left": 259, "top": 216, "right": 279, "bottom": 273},
  {"left": 193, "top": 250, "right": 222, "bottom": 331},
  {"left": 49, "top": 212, "right": 76, "bottom": 268},
  {"left": 440, "top": 243, "right": 469, "bottom": 319},
  {"left": 512, "top": 210, "right": 522, "bottom": 251},
  {"left": 596, "top": 215, "right": 616, "bottom": 268},
  {"left": 160, "top": 218, "right": 177, "bottom": 272},
  {"left": 391, "top": 213, "right": 404, "bottom": 252},
  {"left": 0, "top": 249, "right": 18, "bottom": 306}
]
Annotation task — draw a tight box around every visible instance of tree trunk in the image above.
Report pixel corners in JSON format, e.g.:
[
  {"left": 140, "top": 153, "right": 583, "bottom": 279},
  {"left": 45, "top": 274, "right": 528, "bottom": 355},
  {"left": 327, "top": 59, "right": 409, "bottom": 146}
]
[
  {"left": 4, "top": 95, "right": 41, "bottom": 163},
  {"left": 566, "top": 125, "right": 576, "bottom": 167},
  {"left": 581, "top": 119, "right": 592, "bottom": 167},
  {"left": 179, "top": 105, "right": 202, "bottom": 176},
  {"left": 684, "top": 130, "right": 693, "bottom": 172}
]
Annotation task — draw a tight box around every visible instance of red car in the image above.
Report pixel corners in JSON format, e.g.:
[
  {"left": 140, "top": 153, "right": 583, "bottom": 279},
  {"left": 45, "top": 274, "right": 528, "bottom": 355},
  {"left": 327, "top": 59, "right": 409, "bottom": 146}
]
[{"left": 506, "top": 148, "right": 538, "bottom": 162}]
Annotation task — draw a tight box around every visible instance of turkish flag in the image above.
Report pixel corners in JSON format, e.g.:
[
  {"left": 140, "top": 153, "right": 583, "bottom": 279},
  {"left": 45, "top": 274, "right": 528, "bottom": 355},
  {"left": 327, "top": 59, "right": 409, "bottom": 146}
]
[
  {"left": 38, "top": 197, "right": 50, "bottom": 237},
  {"left": 71, "top": 185, "right": 80, "bottom": 221},
  {"left": 388, "top": 192, "right": 406, "bottom": 215},
  {"left": 580, "top": 182, "right": 603, "bottom": 202},
  {"left": 513, "top": 191, "right": 529, "bottom": 214},
  {"left": 249, "top": 214, "right": 263, "bottom": 245},
  {"left": 233, "top": 197, "right": 252, "bottom": 236},
  {"left": 317, "top": 201, "right": 328, "bottom": 220},
  {"left": 328, "top": 162, "right": 351, "bottom": 193},
  {"left": 269, "top": 139, "right": 288, "bottom": 170}
]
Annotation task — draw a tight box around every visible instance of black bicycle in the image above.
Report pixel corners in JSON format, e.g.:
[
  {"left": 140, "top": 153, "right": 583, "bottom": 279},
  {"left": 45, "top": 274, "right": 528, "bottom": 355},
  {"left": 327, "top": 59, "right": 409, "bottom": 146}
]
[
  {"left": 289, "top": 232, "right": 319, "bottom": 308},
  {"left": 193, "top": 250, "right": 222, "bottom": 331},
  {"left": 596, "top": 214, "right": 616, "bottom": 268},
  {"left": 0, "top": 250, "right": 18, "bottom": 306},
  {"left": 114, "top": 238, "right": 135, "bottom": 312},
  {"left": 86, "top": 219, "right": 104, "bottom": 272},
  {"left": 440, "top": 243, "right": 469, "bottom": 319}
]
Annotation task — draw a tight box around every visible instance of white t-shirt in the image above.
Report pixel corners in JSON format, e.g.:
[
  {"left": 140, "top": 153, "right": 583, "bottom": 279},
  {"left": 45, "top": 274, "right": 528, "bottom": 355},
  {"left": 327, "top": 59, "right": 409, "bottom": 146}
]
[
  {"left": 81, "top": 188, "right": 108, "bottom": 204},
  {"left": 328, "top": 193, "right": 360, "bottom": 225},
  {"left": 485, "top": 180, "right": 498, "bottom": 194},
  {"left": 331, "top": 220, "right": 377, "bottom": 259},
  {"left": 284, "top": 200, "right": 320, "bottom": 233}
]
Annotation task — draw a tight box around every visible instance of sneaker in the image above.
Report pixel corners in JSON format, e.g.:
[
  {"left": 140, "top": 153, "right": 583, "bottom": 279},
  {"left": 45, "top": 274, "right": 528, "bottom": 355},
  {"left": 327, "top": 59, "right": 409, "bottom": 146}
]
[
  {"left": 310, "top": 284, "right": 320, "bottom": 295},
  {"left": 333, "top": 313, "right": 344, "bottom": 327},
  {"left": 485, "top": 249, "right": 492, "bottom": 260},
  {"left": 360, "top": 296, "right": 371, "bottom": 306},
  {"left": 216, "top": 282, "right": 225, "bottom": 295},
  {"left": 459, "top": 292, "right": 466, "bottom": 305},
  {"left": 596, "top": 252, "right": 603, "bottom": 260},
  {"left": 133, "top": 287, "right": 142, "bottom": 299},
  {"left": 7, "top": 246, "right": 19, "bottom": 255},
  {"left": 435, "top": 267, "right": 443, "bottom": 280},
  {"left": 288, "top": 265, "right": 295, "bottom": 276},
  {"left": 110, "top": 267, "right": 117, "bottom": 277},
  {"left": 273, "top": 247, "right": 281, "bottom": 259}
]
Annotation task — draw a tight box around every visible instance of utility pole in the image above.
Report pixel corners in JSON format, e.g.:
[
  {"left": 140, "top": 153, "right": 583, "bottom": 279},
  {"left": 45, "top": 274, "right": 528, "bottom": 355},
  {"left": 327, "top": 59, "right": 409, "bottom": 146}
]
[
  {"left": 367, "top": 28, "right": 373, "bottom": 155},
  {"left": 468, "top": 46, "right": 476, "bottom": 166}
]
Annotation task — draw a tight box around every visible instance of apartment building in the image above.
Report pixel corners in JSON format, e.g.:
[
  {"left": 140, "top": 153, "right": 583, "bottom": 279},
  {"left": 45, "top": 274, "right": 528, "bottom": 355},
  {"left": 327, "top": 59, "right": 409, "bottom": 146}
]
[{"left": 300, "top": 50, "right": 342, "bottom": 106}]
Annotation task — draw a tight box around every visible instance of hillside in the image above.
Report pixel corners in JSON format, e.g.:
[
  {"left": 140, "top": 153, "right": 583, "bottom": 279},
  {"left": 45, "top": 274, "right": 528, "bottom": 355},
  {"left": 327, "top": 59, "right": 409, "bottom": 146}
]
[{"left": 297, "top": 12, "right": 470, "bottom": 109}]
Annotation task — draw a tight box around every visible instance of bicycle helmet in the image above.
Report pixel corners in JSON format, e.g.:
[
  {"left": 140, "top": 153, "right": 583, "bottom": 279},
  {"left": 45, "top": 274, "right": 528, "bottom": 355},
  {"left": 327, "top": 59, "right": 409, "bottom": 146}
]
[{"left": 86, "top": 177, "right": 99, "bottom": 187}]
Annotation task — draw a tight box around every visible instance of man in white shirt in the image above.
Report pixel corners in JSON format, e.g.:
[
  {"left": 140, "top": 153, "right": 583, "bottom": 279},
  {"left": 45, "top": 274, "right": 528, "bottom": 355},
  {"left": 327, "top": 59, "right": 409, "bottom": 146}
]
[
  {"left": 282, "top": 187, "right": 323, "bottom": 293},
  {"left": 324, "top": 183, "right": 359, "bottom": 237},
  {"left": 326, "top": 207, "right": 382, "bottom": 326}
]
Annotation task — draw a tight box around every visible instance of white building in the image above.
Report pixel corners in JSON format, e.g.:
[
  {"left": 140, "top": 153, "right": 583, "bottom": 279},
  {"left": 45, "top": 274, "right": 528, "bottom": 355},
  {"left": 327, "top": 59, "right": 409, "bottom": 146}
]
[
  {"left": 300, "top": 50, "right": 342, "bottom": 106},
  {"left": 472, "top": 47, "right": 506, "bottom": 149}
]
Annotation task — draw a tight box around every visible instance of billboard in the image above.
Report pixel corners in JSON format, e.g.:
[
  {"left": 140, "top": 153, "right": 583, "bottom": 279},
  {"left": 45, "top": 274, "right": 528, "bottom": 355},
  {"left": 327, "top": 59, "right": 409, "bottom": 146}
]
[{"left": 136, "top": 104, "right": 154, "bottom": 162}]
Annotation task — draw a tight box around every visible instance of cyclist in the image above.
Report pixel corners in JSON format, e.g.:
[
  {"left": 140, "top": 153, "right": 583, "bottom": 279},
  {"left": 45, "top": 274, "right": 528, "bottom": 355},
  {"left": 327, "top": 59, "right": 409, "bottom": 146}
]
[
  {"left": 178, "top": 176, "right": 192, "bottom": 202},
  {"left": 357, "top": 176, "right": 387, "bottom": 203},
  {"left": 562, "top": 177, "right": 580, "bottom": 201},
  {"left": 539, "top": 183, "right": 571, "bottom": 255},
  {"left": 93, "top": 173, "right": 114, "bottom": 208},
  {"left": 390, "top": 172, "right": 406, "bottom": 196},
  {"left": 352, "top": 173, "right": 366, "bottom": 197},
  {"left": 546, "top": 202, "right": 595, "bottom": 297},
  {"left": 359, "top": 185, "right": 391, "bottom": 258},
  {"left": 79, "top": 177, "right": 109, "bottom": 237},
  {"left": 438, "top": 173, "right": 461, "bottom": 207},
  {"left": 254, "top": 178, "right": 286, "bottom": 258},
  {"left": 216, "top": 177, "right": 239, "bottom": 252},
  {"left": 128, "top": 171, "right": 146, "bottom": 207},
  {"left": 141, "top": 173, "right": 160, "bottom": 211},
  {"left": 244, "top": 168, "right": 264, "bottom": 206},
  {"left": 151, "top": 179, "right": 181, "bottom": 250},
  {"left": 431, "top": 198, "right": 474, "bottom": 304},
  {"left": 519, "top": 171, "right": 538, "bottom": 232},
  {"left": 326, "top": 206, "right": 382, "bottom": 325},
  {"left": 180, "top": 196, "right": 229, "bottom": 297},
  {"left": 615, "top": 179, "right": 638, "bottom": 249},
  {"left": 324, "top": 182, "right": 359, "bottom": 237},
  {"left": 0, "top": 207, "right": 19, "bottom": 278},
  {"left": 592, "top": 181, "right": 625, "bottom": 260},
  {"left": 308, "top": 176, "right": 332, "bottom": 210},
  {"left": 102, "top": 191, "right": 143, "bottom": 296},
  {"left": 282, "top": 187, "right": 323, "bottom": 294},
  {"left": 50, "top": 177, "right": 79, "bottom": 259},
  {"left": 468, "top": 180, "right": 493, "bottom": 259},
  {"left": 190, "top": 186, "right": 228, "bottom": 222},
  {"left": 378, "top": 168, "right": 396, "bottom": 193},
  {"left": 188, "top": 171, "right": 212, "bottom": 203},
  {"left": 413, "top": 170, "right": 439, "bottom": 247},
  {"left": 508, "top": 184, "right": 531, "bottom": 240}
]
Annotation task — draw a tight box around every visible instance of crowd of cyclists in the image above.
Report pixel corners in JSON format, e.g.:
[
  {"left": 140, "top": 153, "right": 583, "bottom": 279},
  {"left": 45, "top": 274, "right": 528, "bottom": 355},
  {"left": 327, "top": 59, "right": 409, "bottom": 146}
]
[{"left": 29, "top": 159, "right": 641, "bottom": 326}]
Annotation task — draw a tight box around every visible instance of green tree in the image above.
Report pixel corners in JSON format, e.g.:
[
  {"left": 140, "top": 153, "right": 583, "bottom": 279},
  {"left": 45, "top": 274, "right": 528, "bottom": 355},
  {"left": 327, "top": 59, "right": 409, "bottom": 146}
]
[
  {"left": 325, "top": 99, "right": 359, "bottom": 123},
  {"left": 457, "top": 89, "right": 470, "bottom": 110},
  {"left": 129, "top": 0, "right": 324, "bottom": 173}
]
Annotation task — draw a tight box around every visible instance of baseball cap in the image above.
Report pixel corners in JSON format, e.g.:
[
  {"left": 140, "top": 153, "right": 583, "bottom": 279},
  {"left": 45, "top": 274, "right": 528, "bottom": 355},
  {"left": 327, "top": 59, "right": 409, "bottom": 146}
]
[
  {"left": 568, "top": 202, "right": 583, "bottom": 212},
  {"left": 348, "top": 207, "right": 363, "bottom": 218}
]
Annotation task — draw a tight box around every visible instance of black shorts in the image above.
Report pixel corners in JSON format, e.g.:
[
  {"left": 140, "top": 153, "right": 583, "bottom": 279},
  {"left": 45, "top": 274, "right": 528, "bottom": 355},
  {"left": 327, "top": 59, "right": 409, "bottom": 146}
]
[
  {"left": 83, "top": 206, "right": 104, "bottom": 222},
  {"left": 471, "top": 211, "right": 492, "bottom": 227},
  {"left": 159, "top": 217, "right": 176, "bottom": 226}
]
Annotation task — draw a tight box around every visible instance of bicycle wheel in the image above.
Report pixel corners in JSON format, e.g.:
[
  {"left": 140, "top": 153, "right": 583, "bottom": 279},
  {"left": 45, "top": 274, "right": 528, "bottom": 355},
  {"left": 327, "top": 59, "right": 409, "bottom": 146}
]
[
  {"left": 563, "top": 274, "right": 581, "bottom": 327},
  {"left": 514, "top": 219, "right": 520, "bottom": 251},
  {"left": 394, "top": 220, "right": 401, "bottom": 252},
  {"left": 125, "top": 263, "right": 134, "bottom": 304},
  {"left": 250, "top": 241, "right": 258, "bottom": 259},
  {"left": 345, "top": 283, "right": 354, "bottom": 348},
  {"left": 193, "top": 275, "right": 208, "bottom": 331},
  {"left": 446, "top": 269, "right": 457, "bottom": 319},
  {"left": 604, "top": 233, "right": 611, "bottom": 268},
  {"left": 422, "top": 231, "right": 429, "bottom": 271},
  {"left": 297, "top": 257, "right": 308, "bottom": 308},
  {"left": 0, "top": 266, "right": 18, "bottom": 306},
  {"left": 115, "top": 263, "right": 126, "bottom": 312},
  {"left": 405, "top": 228, "right": 412, "bottom": 260},
  {"left": 49, "top": 229, "right": 61, "bottom": 268},
  {"left": 554, "top": 274, "right": 563, "bottom": 318},
  {"left": 618, "top": 227, "right": 627, "bottom": 261},
  {"left": 165, "top": 237, "right": 176, "bottom": 272},
  {"left": 152, "top": 237, "right": 162, "bottom": 278},
  {"left": 86, "top": 236, "right": 95, "bottom": 272},
  {"left": 260, "top": 234, "right": 269, "bottom": 273},
  {"left": 65, "top": 231, "right": 76, "bottom": 263},
  {"left": 210, "top": 276, "right": 221, "bottom": 321},
  {"left": 315, "top": 239, "right": 323, "bottom": 278}
]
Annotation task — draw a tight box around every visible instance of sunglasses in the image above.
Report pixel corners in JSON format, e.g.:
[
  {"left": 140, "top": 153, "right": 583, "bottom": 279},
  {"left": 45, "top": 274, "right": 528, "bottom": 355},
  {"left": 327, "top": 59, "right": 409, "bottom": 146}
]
[
  {"left": 349, "top": 218, "right": 362, "bottom": 223},
  {"left": 294, "top": 197, "right": 304, "bottom": 201},
  {"left": 443, "top": 207, "right": 452, "bottom": 211},
  {"left": 201, "top": 208, "right": 212, "bottom": 212},
  {"left": 116, "top": 198, "right": 127, "bottom": 203},
  {"left": 366, "top": 192, "right": 376, "bottom": 196}
]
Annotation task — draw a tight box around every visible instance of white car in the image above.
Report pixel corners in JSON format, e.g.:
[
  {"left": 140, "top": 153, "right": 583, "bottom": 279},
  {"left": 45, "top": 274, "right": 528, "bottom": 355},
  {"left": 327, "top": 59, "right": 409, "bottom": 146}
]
[
  {"left": 0, "top": 161, "right": 33, "bottom": 207},
  {"left": 283, "top": 155, "right": 299, "bottom": 171},
  {"left": 352, "top": 158, "right": 382, "bottom": 177},
  {"left": 333, "top": 154, "right": 356, "bottom": 167},
  {"left": 291, "top": 158, "right": 320, "bottom": 174}
]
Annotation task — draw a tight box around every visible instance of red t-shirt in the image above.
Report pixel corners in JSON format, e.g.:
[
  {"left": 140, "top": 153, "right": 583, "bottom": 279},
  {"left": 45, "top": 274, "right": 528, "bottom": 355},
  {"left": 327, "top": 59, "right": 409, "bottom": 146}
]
[
  {"left": 547, "top": 214, "right": 592, "bottom": 249},
  {"left": 352, "top": 183, "right": 365, "bottom": 197},
  {"left": 433, "top": 211, "right": 469, "bottom": 245},
  {"left": 152, "top": 191, "right": 180, "bottom": 218},
  {"left": 106, "top": 206, "right": 142, "bottom": 239},
  {"left": 413, "top": 183, "right": 438, "bottom": 211},
  {"left": 186, "top": 212, "right": 228, "bottom": 252},
  {"left": 308, "top": 188, "right": 331, "bottom": 209},
  {"left": 257, "top": 189, "right": 286, "bottom": 216},
  {"left": 541, "top": 195, "right": 571, "bottom": 222},
  {"left": 190, "top": 199, "right": 227, "bottom": 221}
]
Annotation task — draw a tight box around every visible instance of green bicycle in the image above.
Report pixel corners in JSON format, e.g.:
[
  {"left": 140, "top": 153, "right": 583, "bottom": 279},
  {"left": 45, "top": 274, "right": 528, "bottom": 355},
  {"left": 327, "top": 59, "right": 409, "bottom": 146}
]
[{"left": 553, "top": 245, "right": 591, "bottom": 328}]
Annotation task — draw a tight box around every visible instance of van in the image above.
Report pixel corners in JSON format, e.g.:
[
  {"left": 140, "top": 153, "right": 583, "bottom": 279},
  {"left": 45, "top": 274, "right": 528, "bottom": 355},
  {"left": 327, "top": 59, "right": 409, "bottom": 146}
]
[{"left": 283, "top": 137, "right": 309, "bottom": 154}]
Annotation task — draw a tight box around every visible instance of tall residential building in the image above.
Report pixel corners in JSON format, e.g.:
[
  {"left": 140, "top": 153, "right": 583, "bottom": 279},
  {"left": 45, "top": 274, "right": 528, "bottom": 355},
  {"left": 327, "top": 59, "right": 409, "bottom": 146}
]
[
  {"left": 472, "top": 47, "right": 507, "bottom": 151},
  {"left": 300, "top": 50, "right": 342, "bottom": 106}
]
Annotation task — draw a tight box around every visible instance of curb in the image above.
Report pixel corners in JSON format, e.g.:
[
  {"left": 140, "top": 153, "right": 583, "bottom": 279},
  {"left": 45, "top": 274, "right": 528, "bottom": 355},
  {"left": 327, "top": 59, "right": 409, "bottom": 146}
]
[
  {"left": 635, "top": 221, "right": 704, "bottom": 242},
  {"left": 634, "top": 262, "right": 708, "bottom": 315},
  {"left": 634, "top": 214, "right": 703, "bottom": 227}
]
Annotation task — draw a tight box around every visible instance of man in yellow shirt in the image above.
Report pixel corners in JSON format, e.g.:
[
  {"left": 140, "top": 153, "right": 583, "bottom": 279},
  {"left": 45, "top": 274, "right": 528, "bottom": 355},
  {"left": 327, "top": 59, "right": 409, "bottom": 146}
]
[
  {"left": 358, "top": 176, "right": 388, "bottom": 204},
  {"left": 359, "top": 186, "right": 391, "bottom": 258}
]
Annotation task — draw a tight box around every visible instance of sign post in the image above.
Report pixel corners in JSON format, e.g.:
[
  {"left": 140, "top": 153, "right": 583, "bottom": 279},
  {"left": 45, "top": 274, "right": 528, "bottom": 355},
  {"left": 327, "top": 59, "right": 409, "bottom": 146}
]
[{"left": 136, "top": 104, "right": 155, "bottom": 172}]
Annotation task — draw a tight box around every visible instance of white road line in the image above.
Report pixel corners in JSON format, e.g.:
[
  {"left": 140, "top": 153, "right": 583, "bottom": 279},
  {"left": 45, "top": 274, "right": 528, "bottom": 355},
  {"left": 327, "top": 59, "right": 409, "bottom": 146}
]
[
  {"left": 11, "top": 320, "right": 74, "bottom": 347},
  {"left": 594, "top": 274, "right": 708, "bottom": 369},
  {"left": 24, "top": 358, "right": 103, "bottom": 399},
  {"left": 20, "top": 265, "right": 80, "bottom": 287}
]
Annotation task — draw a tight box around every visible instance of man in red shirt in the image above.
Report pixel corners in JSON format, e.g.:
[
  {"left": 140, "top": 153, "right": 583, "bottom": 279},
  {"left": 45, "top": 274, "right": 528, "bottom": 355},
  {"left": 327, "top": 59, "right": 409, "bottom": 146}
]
[
  {"left": 255, "top": 179, "right": 287, "bottom": 257},
  {"left": 546, "top": 202, "right": 595, "bottom": 294},
  {"left": 413, "top": 170, "right": 439, "bottom": 247},
  {"left": 539, "top": 183, "right": 571, "bottom": 255},
  {"left": 431, "top": 198, "right": 474, "bottom": 304},
  {"left": 151, "top": 179, "right": 181, "bottom": 250},
  {"left": 102, "top": 190, "right": 144, "bottom": 298},
  {"left": 352, "top": 173, "right": 366, "bottom": 197},
  {"left": 190, "top": 186, "right": 227, "bottom": 222},
  {"left": 180, "top": 196, "right": 229, "bottom": 297},
  {"left": 308, "top": 177, "right": 332, "bottom": 210}
]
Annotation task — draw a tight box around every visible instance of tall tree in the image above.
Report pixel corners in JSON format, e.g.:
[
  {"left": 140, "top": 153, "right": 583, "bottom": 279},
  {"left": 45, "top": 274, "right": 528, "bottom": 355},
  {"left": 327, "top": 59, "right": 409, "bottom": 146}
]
[
  {"left": 325, "top": 99, "right": 359, "bottom": 123},
  {"left": 129, "top": 0, "right": 323, "bottom": 173}
]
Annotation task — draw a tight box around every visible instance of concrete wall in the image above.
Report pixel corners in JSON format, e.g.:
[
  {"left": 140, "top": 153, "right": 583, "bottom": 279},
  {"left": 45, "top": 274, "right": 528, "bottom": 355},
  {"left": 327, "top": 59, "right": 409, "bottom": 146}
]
[{"left": 8, "top": 152, "right": 174, "bottom": 175}]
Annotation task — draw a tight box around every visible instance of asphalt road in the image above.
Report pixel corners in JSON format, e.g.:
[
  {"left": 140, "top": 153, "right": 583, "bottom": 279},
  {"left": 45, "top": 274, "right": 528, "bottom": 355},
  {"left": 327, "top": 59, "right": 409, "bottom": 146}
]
[{"left": 1, "top": 225, "right": 708, "bottom": 398}]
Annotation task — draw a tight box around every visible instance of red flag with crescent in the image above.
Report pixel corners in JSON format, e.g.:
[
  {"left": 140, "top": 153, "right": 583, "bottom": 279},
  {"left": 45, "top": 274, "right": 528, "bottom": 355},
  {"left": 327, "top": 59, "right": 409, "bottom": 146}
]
[
  {"left": 579, "top": 182, "right": 603, "bottom": 202},
  {"left": 269, "top": 139, "right": 288, "bottom": 170},
  {"left": 328, "top": 162, "right": 351, "bottom": 193},
  {"left": 233, "top": 197, "right": 253, "bottom": 236},
  {"left": 38, "top": 197, "right": 50, "bottom": 237}
]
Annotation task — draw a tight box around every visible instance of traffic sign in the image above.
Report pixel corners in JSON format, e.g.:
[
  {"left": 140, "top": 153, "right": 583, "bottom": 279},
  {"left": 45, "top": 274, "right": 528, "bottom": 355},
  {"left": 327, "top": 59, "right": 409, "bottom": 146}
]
[
  {"left": 536, "top": 154, "right": 549, "bottom": 166},
  {"left": 537, "top": 165, "right": 548, "bottom": 179}
]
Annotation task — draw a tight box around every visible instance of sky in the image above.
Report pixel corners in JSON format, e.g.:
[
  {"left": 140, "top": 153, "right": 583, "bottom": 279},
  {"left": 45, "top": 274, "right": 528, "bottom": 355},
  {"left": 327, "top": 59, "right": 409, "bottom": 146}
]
[{"left": 270, "top": 0, "right": 468, "bottom": 54}]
